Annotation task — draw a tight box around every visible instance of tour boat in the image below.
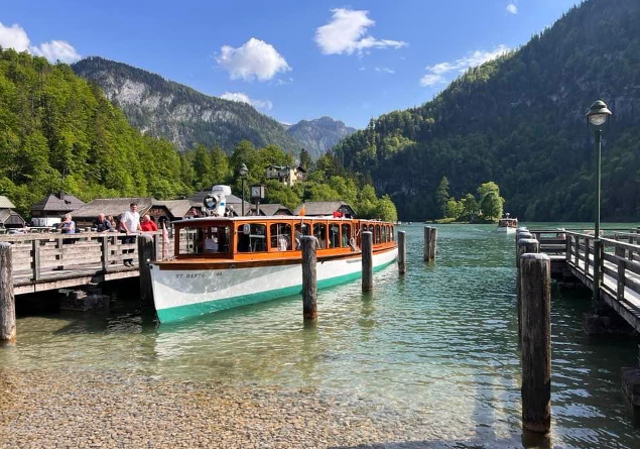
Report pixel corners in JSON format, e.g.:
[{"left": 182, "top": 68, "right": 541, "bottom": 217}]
[
  {"left": 497, "top": 214, "right": 518, "bottom": 233},
  {"left": 150, "top": 216, "right": 398, "bottom": 323}
]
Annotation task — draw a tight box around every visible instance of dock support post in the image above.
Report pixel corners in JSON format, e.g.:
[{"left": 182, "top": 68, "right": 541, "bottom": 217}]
[
  {"left": 362, "top": 231, "right": 373, "bottom": 292},
  {"left": 424, "top": 227, "right": 437, "bottom": 262},
  {"left": 398, "top": 231, "right": 406, "bottom": 275},
  {"left": 0, "top": 242, "right": 16, "bottom": 344},
  {"left": 622, "top": 346, "right": 640, "bottom": 416},
  {"left": 424, "top": 226, "right": 430, "bottom": 262},
  {"left": 31, "top": 240, "right": 41, "bottom": 281},
  {"left": 517, "top": 238, "right": 539, "bottom": 337},
  {"left": 520, "top": 253, "right": 551, "bottom": 434},
  {"left": 301, "top": 236, "right": 318, "bottom": 321},
  {"left": 137, "top": 235, "right": 155, "bottom": 306},
  {"left": 593, "top": 239, "right": 603, "bottom": 304}
]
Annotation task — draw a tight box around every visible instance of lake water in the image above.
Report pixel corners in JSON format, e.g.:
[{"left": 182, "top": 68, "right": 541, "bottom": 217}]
[{"left": 2, "top": 223, "right": 640, "bottom": 448}]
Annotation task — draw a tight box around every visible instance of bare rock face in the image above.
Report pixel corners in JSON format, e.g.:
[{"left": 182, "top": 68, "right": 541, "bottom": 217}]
[
  {"left": 72, "top": 57, "right": 301, "bottom": 154},
  {"left": 286, "top": 116, "right": 357, "bottom": 159}
]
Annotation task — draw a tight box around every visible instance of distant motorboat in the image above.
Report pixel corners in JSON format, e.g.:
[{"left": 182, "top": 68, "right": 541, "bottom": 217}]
[{"left": 497, "top": 214, "right": 518, "bottom": 234}]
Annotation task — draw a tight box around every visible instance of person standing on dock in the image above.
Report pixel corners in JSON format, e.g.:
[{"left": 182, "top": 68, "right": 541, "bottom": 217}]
[
  {"left": 121, "top": 203, "right": 141, "bottom": 267},
  {"left": 94, "top": 213, "right": 113, "bottom": 232}
]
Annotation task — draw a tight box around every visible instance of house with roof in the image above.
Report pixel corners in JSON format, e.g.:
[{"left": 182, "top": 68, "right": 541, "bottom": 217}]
[
  {"left": 30, "top": 192, "right": 85, "bottom": 226},
  {"left": 265, "top": 165, "right": 306, "bottom": 187},
  {"left": 247, "top": 204, "right": 293, "bottom": 216},
  {"left": 294, "top": 201, "right": 356, "bottom": 218},
  {"left": 0, "top": 196, "right": 25, "bottom": 229}
]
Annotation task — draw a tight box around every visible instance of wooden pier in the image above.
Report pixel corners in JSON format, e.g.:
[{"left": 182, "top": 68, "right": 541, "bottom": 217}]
[{"left": 530, "top": 228, "right": 640, "bottom": 332}]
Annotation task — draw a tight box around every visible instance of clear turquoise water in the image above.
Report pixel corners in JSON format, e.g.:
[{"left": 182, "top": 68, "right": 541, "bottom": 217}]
[{"left": 2, "top": 223, "right": 640, "bottom": 448}]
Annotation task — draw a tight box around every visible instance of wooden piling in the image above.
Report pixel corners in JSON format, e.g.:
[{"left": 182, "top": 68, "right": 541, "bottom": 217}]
[
  {"left": 362, "top": 231, "right": 373, "bottom": 292},
  {"left": 0, "top": 242, "right": 16, "bottom": 343},
  {"left": 593, "top": 239, "right": 603, "bottom": 303},
  {"left": 517, "top": 238, "right": 539, "bottom": 337},
  {"left": 137, "top": 235, "right": 156, "bottom": 306},
  {"left": 424, "top": 226, "right": 430, "bottom": 262},
  {"left": 301, "top": 236, "right": 318, "bottom": 321},
  {"left": 520, "top": 253, "right": 551, "bottom": 434},
  {"left": 398, "top": 231, "right": 406, "bottom": 275},
  {"left": 424, "top": 226, "right": 437, "bottom": 262}
]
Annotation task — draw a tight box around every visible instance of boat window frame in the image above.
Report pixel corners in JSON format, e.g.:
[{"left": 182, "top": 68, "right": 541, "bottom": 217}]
[
  {"left": 328, "top": 222, "right": 341, "bottom": 249},
  {"left": 269, "top": 221, "right": 293, "bottom": 252},
  {"left": 341, "top": 223, "right": 352, "bottom": 248},
  {"left": 175, "top": 221, "right": 233, "bottom": 258},
  {"left": 235, "top": 221, "right": 268, "bottom": 253},
  {"left": 313, "top": 222, "right": 328, "bottom": 249}
]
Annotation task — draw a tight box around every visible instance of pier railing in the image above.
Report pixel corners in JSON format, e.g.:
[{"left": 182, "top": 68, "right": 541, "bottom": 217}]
[
  {"left": 527, "top": 228, "right": 640, "bottom": 331},
  {"left": 0, "top": 232, "right": 175, "bottom": 295}
]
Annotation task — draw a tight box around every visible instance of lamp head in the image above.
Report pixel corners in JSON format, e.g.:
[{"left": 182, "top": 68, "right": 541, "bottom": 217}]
[
  {"left": 239, "top": 163, "right": 249, "bottom": 178},
  {"left": 586, "top": 100, "right": 612, "bottom": 131}
]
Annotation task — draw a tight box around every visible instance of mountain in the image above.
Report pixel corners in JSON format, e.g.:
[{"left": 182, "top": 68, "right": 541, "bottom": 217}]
[
  {"left": 71, "top": 57, "right": 302, "bottom": 154},
  {"left": 331, "top": 0, "right": 640, "bottom": 221},
  {"left": 285, "top": 117, "right": 357, "bottom": 159}
]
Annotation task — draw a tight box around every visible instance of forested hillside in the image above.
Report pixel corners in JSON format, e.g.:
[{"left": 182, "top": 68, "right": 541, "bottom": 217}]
[
  {"left": 332, "top": 0, "right": 640, "bottom": 221},
  {"left": 0, "top": 48, "right": 396, "bottom": 221},
  {"left": 72, "top": 57, "right": 301, "bottom": 154}
]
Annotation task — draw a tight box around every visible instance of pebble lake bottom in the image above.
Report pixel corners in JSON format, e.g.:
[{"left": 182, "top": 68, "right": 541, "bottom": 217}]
[{"left": 2, "top": 224, "right": 640, "bottom": 448}]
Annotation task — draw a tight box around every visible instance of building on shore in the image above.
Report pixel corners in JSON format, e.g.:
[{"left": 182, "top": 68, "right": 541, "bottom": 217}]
[
  {"left": 0, "top": 196, "right": 26, "bottom": 229},
  {"left": 247, "top": 204, "right": 293, "bottom": 216},
  {"left": 265, "top": 165, "right": 306, "bottom": 187},
  {"left": 30, "top": 192, "right": 85, "bottom": 226},
  {"left": 294, "top": 201, "right": 356, "bottom": 218}
]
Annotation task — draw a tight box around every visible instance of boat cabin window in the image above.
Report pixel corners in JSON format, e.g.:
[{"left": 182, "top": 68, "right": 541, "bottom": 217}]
[
  {"left": 382, "top": 226, "right": 388, "bottom": 243},
  {"left": 375, "top": 225, "right": 381, "bottom": 244},
  {"left": 270, "top": 223, "right": 292, "bottom": 251},
  {"left": 313, "top": 223, "right": 327, "bottom": 249},
  {"left": 178, "top": 225, "right": 231, "bottom": 255},
  {"left": 341, "top": 224, "right": 351, "bottom": 247},
  {"left": 391, "top": 225, "right": 395, "bottom": 241},
  {"left": 294, "top": 223, "right": 309, "bottom": 249},
  {"left": 329, "top": 224, "right": 340, "bottom": 248},
  {"left": 237, "top": 223, "right": 267, "bottom": 253}
]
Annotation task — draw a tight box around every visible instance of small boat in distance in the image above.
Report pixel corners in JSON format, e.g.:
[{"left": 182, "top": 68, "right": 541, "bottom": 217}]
[
  {"left": 150, "top": 215, "right": 398, "bottom": 323},
  {"left": 497, "top": 214, "right": 518, "bottom": 234}
]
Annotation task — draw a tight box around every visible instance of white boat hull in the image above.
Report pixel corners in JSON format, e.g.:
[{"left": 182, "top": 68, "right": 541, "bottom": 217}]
[
  {"left": 496, "top": 226, "right": 516, "bottom": 234},
  {"left": 150, "top": 247, "right": 398, "bottom": 323}
]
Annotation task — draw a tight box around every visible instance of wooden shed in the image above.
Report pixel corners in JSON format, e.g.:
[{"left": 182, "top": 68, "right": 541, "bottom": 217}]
[
  {"left": 294, "top": 201, "right": 356, "bottom": 218},
  {"left": 30, "top": 192, "right": 85, "bottom": 219}
]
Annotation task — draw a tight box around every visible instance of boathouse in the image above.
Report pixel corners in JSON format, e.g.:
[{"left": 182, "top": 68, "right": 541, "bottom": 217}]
[
  {"left": 30, "top": 192, "right": 85, "bottom": 224},
  {"left": 0, "top": 196, "right": 26, "bottom": 229},
  {"left": 71, "top": 198, "right": 178, "bottom": 228},
  {"left": 294, "top": 201, "right": 356, "bottom": 218},
  {"left": 247, "top": 203, "right": 293, "bottom": 216}
]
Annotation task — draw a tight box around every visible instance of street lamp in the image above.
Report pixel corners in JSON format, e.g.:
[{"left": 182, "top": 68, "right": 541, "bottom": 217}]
[
  {"left": 586, "top": 100, "right": 612, "bottom": 239},
  {"left": 239, "top": 163, "right": 249, "bottom": 216},
  {"left": 586, "top": 100, "right": 612, "bottom": 304}
]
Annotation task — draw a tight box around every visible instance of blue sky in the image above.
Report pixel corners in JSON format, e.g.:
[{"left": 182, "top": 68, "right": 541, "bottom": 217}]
[{"left": 0, "top": 0, "right": 582, "bottom": 128}]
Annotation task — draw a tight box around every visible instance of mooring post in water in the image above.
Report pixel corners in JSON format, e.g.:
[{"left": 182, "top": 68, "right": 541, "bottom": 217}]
[
  {"left": 517, "top": 238, "right": 539, "bottom": 337},
  {"left": 137, "top": 234, "right": 156, "bottom": 307},
  {"left": 301, "top": 236, "right": 318, "bottom": 320},
  {"left": 423, "top": 226, "right": 430, "bottom": 262},
  {"left": 398, "top": 231, "right": 406, "bottom": 275},
  {"left": 362, "top": 231, "right": 373, "bottom": 292},
  {"left": 0, "top": 242, "right": 16, "bottom": 343},
  {"left": 424, "top": 226, "right": 437, "bottom": 262},
  {"left": 520, "top": 253, "right": 551, "bottom": 434}
]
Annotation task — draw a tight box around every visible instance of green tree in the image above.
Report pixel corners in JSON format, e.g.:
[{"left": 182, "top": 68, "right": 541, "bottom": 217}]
[
  {"left": 374, "top": 194, "right": 398, "bottom": 222},
  {"left": 460, "top": 193, "right": 480, "bottom": 221},
  {"left": 480, "top": 191, "right": 504, "bottom": 222},
  {"left": 299, "top": 148, "right": 312, "bottom": 170},
  {"left": 435, "top": 176, "right": 450, "bottom": 217},
  {"left": 477, "top": 181, "right": 501, "bottom": 201},
  {"left": 444, "top": 198, "right": 463, "bottom": 219}
]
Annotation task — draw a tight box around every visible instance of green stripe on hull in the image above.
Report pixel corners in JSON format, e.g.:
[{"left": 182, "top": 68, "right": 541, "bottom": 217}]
[{"left": 157, "top": 256, "right": 397, "bottom": 324}]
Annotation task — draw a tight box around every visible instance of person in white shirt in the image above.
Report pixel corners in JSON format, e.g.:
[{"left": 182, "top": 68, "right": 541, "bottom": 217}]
[{"left": 121, "top": 203, "right": 141, "bottom": 266}]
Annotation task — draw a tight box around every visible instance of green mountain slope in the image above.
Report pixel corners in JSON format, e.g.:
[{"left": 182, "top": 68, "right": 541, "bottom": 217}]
[
  {"left": 72, "top": 57, "right": 302, "bottom": 155},
  {"left": 332, "top": 0, "right": 640, "bottom": 221},
  {"left": 0, "top": 48, "right": 190, "bottom": 215}
]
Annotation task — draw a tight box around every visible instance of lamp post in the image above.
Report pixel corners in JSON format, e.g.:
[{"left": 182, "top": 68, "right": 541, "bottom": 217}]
[
  {"left": 239, "top": 163, "right": 248, "bottom": 216},
  {"left": 586, "top": 100, "right": 612, "bottom": 303}
]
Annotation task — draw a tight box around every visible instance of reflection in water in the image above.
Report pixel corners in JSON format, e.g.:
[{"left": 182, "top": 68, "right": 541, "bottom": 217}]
[{"left": 2, "top": 223, "right": 640, "bottom": 448}]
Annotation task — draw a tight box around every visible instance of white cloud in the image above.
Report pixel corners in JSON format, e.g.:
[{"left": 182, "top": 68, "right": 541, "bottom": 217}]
[
  {"left": 375, "top": 67, "right": 395, "bottom": 74},
  {"left": 506, "top": 4, "right": 518, "bottom": 14},
  {"left": 0, "top": 21, "right": 80, "bottom": 64},
  {"left": 315, "top": 9, "right": 407, "bottom": 55},
  {"left": 0, "top": 21, "right": 30, "bottom": 52},
  {"left": 420, "top": 45, "right": 510, "bottom": 87},
  {"left": 31, "top": 40, "right": 81, "bottom": 63},
  {"left": 220, "top": 92, "right": 273, "bottom": 110},
  {"left": 216, "top": 38, "right": 290, "bottom": 82}
]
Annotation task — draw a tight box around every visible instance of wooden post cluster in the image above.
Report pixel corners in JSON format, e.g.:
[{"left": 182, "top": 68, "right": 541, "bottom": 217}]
[
  {"left": 137, "top": 235, "right": 156, "bottom": 306},
  {"left": 517, "top": 238, "right": 540, "bottom": 337},
  {"left": 0, "top": 242, "right": 16, "bottom": 343},
  {"left": 423, "top": 226, "right": 437, "bottom": 262},
  {"left": 362, "top": 231, "right": 373, "bottom": 292},
  {"left": 592, "top": 239, "right": 603, "bottom": 304},
  {"left": 301, "top": 236, "right": 318, "bottom": 321},
  {"left": 520, "top": 253, "right": 551, "bottom": 434},
  {"left": 397, "top": 231, "right": 406, "bottom": 275}
]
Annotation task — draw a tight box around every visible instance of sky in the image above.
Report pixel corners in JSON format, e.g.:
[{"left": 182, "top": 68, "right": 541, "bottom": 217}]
[{"left": 0, "top": 0, "right": 583, "bottom": 129}]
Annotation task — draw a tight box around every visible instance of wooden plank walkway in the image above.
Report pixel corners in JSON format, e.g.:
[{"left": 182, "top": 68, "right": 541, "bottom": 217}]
[
  {"left": 530, "top": 228, "right": 640, "bottom": 332},
  {"left": 0, "top": 232, "right": 177, "bottom": 296}
]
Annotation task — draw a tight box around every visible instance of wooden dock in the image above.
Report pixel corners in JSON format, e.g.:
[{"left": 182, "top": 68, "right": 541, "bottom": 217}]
[
  {"left": 531, "top": 228, "right": 640, "bottom": 332},
  {"left": 0, "top": 232, "right": 175, "bottom": 296}
]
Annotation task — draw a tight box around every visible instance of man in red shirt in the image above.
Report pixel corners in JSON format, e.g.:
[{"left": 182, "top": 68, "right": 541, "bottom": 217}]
[{"left": 140, "top": 215, "right": 158, "bottom": 232}]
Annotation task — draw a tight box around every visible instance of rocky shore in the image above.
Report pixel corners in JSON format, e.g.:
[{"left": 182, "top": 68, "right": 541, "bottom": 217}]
[{"left": 0, "top": 369, "right": 431, "bottom": 449}]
